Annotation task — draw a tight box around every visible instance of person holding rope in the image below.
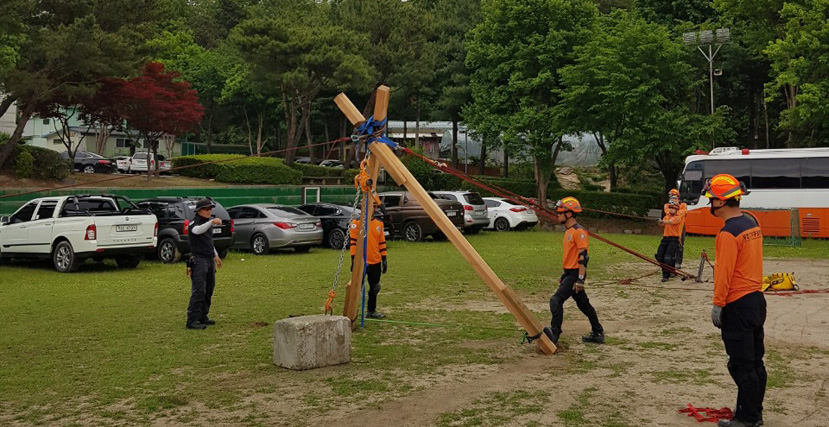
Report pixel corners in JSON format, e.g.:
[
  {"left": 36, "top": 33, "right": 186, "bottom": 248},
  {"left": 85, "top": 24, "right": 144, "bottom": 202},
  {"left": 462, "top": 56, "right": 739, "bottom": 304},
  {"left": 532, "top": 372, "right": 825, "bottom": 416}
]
[
  {"left": 349, "top": 212, "right": 388, "bottom": 319},
  {"left": 705, "top": 174, "right": 766, "bottom": 427},
  {"left": 665, "top": 188, "right": 688, "bottom": 268},
  {"left": 656, "top": 200, "right": 683, "bottom": 282},
  {"left": 547, "top": 197, "right": 605, "bottom": 345},
  {"left": 186, "top": 199, "right": 223, "bottom": 330}
]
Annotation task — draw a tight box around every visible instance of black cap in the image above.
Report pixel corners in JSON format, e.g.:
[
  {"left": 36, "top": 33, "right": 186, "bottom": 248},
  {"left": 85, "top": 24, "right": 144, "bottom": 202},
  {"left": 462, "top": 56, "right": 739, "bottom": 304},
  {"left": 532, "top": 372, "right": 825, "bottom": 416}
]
[{"left": 195, "top": 199, "right": 216, "bottom": 210}]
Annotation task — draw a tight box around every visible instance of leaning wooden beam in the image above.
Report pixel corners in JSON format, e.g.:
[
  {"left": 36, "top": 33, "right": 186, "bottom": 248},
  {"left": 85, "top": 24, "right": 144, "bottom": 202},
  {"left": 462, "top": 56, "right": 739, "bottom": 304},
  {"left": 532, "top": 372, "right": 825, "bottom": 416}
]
[
  {"left": 373, "top": 85, "right": 390, "bottom": 122},
  {"left": 369, "top": 142, "right": 557, "bottom": 355},
  {"left": 342, "top": 158, "right": 381, "bottom": 326},
  {"left": 334, "top": 93, "right": 365, "bottom": 126}
]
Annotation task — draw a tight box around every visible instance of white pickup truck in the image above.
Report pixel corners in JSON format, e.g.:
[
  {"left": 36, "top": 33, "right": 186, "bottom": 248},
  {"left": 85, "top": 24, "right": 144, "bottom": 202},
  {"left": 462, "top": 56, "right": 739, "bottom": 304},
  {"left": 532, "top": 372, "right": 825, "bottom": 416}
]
[{"left": 0, "top": 195, "right": 158, "bottom": 272}]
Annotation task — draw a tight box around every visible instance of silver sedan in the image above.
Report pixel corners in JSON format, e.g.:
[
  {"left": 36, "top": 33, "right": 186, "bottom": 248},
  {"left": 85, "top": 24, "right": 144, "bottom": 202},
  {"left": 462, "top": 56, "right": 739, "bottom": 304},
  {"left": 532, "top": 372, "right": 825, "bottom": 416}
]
[{"left": 227, "top": 204, "right": 323, "bottom": 254}]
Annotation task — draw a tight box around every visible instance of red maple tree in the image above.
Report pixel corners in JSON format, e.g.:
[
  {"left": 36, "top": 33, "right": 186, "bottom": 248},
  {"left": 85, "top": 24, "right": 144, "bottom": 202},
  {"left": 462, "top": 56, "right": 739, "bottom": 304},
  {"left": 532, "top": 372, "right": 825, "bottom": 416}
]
[{"left": 119, "top": 62, "right": 204, "bottom": 176}]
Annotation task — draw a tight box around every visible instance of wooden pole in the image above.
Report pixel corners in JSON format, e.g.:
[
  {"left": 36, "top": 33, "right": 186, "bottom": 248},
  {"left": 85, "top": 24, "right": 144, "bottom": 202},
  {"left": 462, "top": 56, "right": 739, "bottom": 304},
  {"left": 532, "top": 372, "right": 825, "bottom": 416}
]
[
  {"left": 374, "top": 85, "right": 390, "bottom": 122},
  {"left": 335, "top": 93, "right": 365, "bottom": 126}
]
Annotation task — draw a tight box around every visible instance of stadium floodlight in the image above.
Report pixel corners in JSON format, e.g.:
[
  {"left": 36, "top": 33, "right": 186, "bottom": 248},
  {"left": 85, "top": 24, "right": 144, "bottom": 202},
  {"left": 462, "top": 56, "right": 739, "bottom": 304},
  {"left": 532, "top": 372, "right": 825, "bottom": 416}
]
[
  {"left": 683, "top": 27, "right": 732, "bottom": 148},
  {"left": 683, "top": 32, "right": 697, "bottom": 46},
  {"left": 699, "top": 30, "right": 714, "bottom": 44},
  {"left": 716, "top": 28, "right": 731, "bottom": 43}
]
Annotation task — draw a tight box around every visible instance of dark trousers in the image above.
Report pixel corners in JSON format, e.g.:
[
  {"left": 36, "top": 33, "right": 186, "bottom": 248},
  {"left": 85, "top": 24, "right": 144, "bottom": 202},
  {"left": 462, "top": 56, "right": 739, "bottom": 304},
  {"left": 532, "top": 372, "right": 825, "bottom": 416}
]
[
  {"left": 365, "top": 263, "right": 382, "bottom": 312},
  {"left": 655, "top": 236, "right": 680, "bottom": 279},
  {"left": 722, "top": 292, "right": 767, "bottom": 423},
  {"left": 676, "top": 227, "right": 686, "bottom": 266},
  {"left": 187, "top": 256, "right": 216, "bottom": 325},
  {"left": 549, "top": 270, "right": 603, "bottom": 337}
]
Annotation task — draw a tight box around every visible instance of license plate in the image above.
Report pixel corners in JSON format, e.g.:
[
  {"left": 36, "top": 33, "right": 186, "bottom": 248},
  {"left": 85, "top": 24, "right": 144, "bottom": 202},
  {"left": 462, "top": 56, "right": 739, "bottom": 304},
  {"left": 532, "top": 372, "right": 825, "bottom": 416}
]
[
  {"left": 446, "top": 211, "right": 457, "bottom": 217},
  {"left": 116, "top": 225, "right": 138, "bottom": 232},
  {"left": 299, "top": 223, "right": 315, "bottom": 230},
  {"left": 213, "top": 228, "right": 222, "bottom": 234}
]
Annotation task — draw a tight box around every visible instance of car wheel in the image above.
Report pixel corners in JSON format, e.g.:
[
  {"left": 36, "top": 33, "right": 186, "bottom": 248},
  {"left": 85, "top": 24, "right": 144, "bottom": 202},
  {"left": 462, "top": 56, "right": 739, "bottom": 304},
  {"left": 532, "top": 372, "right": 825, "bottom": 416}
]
[
  {"left": 115, "top": 256, "right": 141, "bottom": 269},
  {"left": 53, "top": 241, "right": 80, "bottom": 273},
  {"left": 327, "top": 228, "right": 347, "bottom": 249},
  {"left": 158, "top": 238, "right": 181, "bottom": 263},
  {"left": 403, "top": 221, "right": 423, "bottom": 242},
  {"left": 218, "top": 248, "right": 229, "bottom": 259},
  {"left": 294, "top": 246, "right": 311, "bottom": 253},
  {"left": 251, "top": 233, "right": 269, "bottom": 255},
  {"left": 83, "top": 165, "right": 96, "bottom": 174},
  {"left": 494, "top": 217, "right": 511, "bottom": 232}
]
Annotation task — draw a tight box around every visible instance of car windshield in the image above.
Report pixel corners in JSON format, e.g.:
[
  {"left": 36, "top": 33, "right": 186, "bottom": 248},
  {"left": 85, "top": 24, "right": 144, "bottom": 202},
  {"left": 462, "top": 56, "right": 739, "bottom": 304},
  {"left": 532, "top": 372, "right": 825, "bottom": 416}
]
[
  {"left": 84, "top": 152, "right": 104, "bottom": 159},
  {"left": 464, "top": 193, "right": 485, "bottom": 205},
  {"left": 267, "top": 206, "right": 308, "bottom": 216}
]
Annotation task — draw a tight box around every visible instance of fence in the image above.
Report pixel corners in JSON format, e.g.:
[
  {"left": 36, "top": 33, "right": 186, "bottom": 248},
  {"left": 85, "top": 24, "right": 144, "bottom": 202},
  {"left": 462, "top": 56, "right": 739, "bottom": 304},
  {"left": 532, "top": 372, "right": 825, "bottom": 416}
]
[{"left": 752, "top": 208, "right": 802, "bottom": 247}]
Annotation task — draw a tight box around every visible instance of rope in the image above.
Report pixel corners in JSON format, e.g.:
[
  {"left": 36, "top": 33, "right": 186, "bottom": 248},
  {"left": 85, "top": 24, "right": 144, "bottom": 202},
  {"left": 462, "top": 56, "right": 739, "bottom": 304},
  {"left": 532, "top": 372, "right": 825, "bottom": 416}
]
[
  {"left": 401, "top": 148, "right": 696, "bottom": 280},
  {"left": 0, "top": 138, "right": 351, "bottom": 201}
]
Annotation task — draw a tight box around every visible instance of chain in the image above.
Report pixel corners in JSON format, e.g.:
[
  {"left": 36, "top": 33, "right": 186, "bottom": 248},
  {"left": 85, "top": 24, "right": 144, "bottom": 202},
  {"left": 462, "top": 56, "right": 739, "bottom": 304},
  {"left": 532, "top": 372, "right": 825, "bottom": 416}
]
[{"left": 330, "top": 148, "right": 372, "bottom": 292}]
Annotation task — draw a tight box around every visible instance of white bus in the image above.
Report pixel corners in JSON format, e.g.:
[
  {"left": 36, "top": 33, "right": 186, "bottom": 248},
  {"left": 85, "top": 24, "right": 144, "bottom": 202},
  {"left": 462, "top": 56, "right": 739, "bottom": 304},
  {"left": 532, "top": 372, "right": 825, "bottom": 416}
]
[{"left": 678, "top": 146, "right": 829, "bottom": 238}]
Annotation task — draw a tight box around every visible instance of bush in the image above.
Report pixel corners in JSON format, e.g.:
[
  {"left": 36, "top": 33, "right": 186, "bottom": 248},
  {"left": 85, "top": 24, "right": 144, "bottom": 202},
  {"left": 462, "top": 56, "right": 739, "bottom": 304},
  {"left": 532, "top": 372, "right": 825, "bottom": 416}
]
[
  {"left": 15, "top": 150, "right": 34, "bottom": 178},
  {"left": 173, "top": 155, "right": 301, "bottom": 185},
  {"left": 546, "top": 189, "right": 661, "bottom": 218},
  {"left": 290, "top": 162, "right": 343, "bottom": 177},
  {"left": 1, "top": 143, "right": 69, "bottom": 181}
]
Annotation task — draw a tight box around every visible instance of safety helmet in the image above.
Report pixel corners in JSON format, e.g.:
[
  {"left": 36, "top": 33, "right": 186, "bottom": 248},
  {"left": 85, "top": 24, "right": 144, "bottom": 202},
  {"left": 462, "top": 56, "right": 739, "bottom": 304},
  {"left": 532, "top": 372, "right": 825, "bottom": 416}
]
[
  {"left": 669, "top": 188, "right": 679, "bottom": 196},
  {"left": 555, "top": 197, "right": 582, "bottom": 214},
  {"left": 703, "top": 174, "right": 749, "bottom": 201}
]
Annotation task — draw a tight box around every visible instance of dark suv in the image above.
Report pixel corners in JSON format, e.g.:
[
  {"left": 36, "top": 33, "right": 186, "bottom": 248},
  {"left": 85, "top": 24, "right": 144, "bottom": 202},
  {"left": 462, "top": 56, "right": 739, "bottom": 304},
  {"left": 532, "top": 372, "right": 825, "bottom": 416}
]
[
  {"left": 136, "top": 197, "right": 234, "bottom": 263},
  {"left": 380, "top": 191, "right": 465, "bottom": 242}
]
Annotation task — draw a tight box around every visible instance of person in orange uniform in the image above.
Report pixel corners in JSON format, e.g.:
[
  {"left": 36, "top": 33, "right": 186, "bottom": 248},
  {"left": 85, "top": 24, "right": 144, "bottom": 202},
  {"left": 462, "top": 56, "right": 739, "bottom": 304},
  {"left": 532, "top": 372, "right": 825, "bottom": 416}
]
[
  {"left": 547, "top": 197, "right": 605, "bottom": 345},
  {"left": 664, "top": 189, "right": 688, "bottom": 267},
  {"left": 350, "top": 213, "right": 388, "bottom": 319},
  {"left": 656, "top": 200, "right": 683, "bottom": 282},
  {"left": 705, "top": 174, "right": 766, "bottom": 427}
]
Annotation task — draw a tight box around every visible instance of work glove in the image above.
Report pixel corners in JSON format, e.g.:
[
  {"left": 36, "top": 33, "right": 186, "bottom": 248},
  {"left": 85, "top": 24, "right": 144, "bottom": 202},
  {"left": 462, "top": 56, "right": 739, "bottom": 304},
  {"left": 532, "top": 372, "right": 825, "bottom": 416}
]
[
  {"left": 573, "top": 279, "right": 585, "bottom": 293},
  {"left": 711, "top": 305, "right": 723, "bottom": 329},
  {"left": 382, "top": 257, "right": 388, "bottom": 274}
]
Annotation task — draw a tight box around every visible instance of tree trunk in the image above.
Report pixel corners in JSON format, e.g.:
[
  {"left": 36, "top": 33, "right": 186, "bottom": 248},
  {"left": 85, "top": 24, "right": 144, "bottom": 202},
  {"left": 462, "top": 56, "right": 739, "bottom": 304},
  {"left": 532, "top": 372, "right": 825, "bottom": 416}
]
[
  {"left": 451, "top": 118, "right": 459, "bottom": 168},
  {"left": 403, "top": 119, "right": 407, "bottom": 142},
  {"left": 592, "top": 132, "right": 616, "bottom": 191},
  {"left": 340, "top": 117, "right": 348, "bottom": 165},
  {"left": 243, "top": 105, "right": 254, "bottom": 155},
  {"left": 302, "top": 98, "right": 314, "bottom": 164},
  {"left": 784, "top": 84, "right": 798, "bottom": 147},
  {"left": 414, "top": 96, "right": 421, "bottom": 148},
  {"left": 535, "top": 138, "right": 564, "bottom": 203},
  {"left": 0, "top": 95, "right": 17, "bottom": 120},
  {"left": 0, "top": 103, "right": 35, "bottom": 170},
  {"left": 256, "top": 113, "right": 264, "bottom": 156},
  {"left": 95, "top": 123, "right": 107, "bottom": 155},
  {"left": 503, "top": 150, "right": 509, "bottom": 178},
  {"left": 282, "top": 86, "right": 300, "bottom": 165},
  {"left": 479, "top": 140, "right": 486, "bottom": 175}
]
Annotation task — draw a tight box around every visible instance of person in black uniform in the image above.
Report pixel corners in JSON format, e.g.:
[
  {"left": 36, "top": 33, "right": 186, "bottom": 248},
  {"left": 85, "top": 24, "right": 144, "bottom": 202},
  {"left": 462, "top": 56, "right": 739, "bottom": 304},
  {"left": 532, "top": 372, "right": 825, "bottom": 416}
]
[{"left": 186, "top": 199, "right": 223, "bottom": 330}]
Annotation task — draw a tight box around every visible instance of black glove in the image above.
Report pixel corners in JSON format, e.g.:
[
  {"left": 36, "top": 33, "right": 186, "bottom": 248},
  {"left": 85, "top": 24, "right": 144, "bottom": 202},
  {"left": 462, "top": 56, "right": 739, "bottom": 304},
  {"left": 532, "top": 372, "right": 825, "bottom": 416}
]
[
  {"left": 711, "top": 305, "right": 723, "bottom": 329},
  {"left": 381, "top": 257, "right": 387, "bottom": 274}
]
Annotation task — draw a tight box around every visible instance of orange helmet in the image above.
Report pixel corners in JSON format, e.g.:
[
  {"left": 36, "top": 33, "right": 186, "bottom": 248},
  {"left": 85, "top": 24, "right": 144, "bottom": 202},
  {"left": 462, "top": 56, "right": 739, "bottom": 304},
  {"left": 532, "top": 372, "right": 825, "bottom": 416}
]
[
  {"left": 555, "top": 197, "right": 582, "bottom": 214},
  {"left": 703, "top": 174, "right": 749, "bottom": 200},
  {"left": 669, "top": 188, "right": 679, "bottom": 196}
]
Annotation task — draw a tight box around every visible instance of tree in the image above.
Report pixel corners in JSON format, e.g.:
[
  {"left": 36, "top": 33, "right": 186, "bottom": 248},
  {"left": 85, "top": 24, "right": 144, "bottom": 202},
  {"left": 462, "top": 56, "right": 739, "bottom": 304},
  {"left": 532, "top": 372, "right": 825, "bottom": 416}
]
[
  {"left": 119, "top": 62, "right": 204, "bottom": 179},
  {"left": 465, "top": 0, "right": 597, "bottom": 202},
  {"left": 233, "top": 0, "right": 372, "bottom": 164},
  {"left": 765, "top": 0, "right": 829, "bottom": 147},
  {"left": 559, "top": 11, "right": 729, "bottom": 194},
  {"left": 78, "top": 79, "right": 128, "bottom": 155}
]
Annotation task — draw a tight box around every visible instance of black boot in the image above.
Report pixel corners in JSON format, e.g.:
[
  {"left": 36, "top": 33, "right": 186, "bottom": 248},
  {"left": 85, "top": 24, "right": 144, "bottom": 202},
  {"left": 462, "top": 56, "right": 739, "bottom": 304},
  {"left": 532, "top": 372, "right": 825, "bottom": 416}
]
[
  {"left": 718, "top": 419, "right": 760, "bottom": 427},
  {"left": 367, "top": 311, "right": 385, "bottom": 319},
  {"left": 582, "top": 331, "right": 605, "bottom": 344},
  {"left": 200, "top": 318, "right": 216, "bottom": 325},
  {"left": 543, "top": 327, "right": 559, "bottom": 345},
  {"left": 186, "top": 321, "right": 207, "bottom": 330}
]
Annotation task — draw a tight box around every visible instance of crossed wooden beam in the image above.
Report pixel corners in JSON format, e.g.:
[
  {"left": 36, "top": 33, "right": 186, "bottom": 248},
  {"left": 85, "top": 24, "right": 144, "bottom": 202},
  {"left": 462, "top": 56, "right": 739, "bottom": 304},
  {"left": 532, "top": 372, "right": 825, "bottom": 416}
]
[{"left": 334, "top": 86, "right": 556, "bottom": 355}]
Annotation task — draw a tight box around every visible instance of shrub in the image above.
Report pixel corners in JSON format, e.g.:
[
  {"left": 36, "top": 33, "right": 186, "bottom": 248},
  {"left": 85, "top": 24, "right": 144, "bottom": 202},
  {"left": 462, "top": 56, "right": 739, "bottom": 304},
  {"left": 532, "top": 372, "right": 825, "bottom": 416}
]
[
  {"left": 172, "top": 154, "right": 246, "bottom": 179},
  {"left": 15, "top": 150, "right": 34, "bottom": 179},
  {"left": 172, "top": 155, "right": 301, "bottom": 185},
  {"left": 546, "top": 189, "right": 661, "bottom": 218},
  {"left": 290, "top": 163, "right": 343, "bottom": 177},
  {"left": 1, "top": 143, "right": 69, "bottom": 181}
]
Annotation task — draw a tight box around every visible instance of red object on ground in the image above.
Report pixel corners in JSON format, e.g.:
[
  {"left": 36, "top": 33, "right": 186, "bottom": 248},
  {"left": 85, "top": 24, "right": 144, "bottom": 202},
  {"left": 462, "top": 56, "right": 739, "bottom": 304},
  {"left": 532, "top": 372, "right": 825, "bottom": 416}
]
[{"left": 678, "top": 404, "right": 733, "bottom": 423}]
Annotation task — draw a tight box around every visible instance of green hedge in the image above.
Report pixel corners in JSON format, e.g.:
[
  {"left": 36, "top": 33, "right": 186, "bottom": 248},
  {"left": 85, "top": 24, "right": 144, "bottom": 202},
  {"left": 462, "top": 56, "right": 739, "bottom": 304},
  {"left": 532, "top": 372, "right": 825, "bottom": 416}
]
[
  {"left": 290, "top": 163, "right": 343, "bottom": 177},
  {"left": 172, "top": 155, "right": 301, "bottom": 185},
  {"left": 546, "top": 189, "right": 661, "bottom": 219},
  {"left": 1, "top": 143, "right": 69, "bottom": 181}
]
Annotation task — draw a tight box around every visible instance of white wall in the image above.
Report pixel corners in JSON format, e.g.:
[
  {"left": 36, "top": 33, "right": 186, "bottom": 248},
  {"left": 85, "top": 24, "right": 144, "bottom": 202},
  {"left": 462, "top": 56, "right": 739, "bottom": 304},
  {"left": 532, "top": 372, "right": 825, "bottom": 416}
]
[{"left": 0, "top": 99, "right": 16, "bottom": 135}]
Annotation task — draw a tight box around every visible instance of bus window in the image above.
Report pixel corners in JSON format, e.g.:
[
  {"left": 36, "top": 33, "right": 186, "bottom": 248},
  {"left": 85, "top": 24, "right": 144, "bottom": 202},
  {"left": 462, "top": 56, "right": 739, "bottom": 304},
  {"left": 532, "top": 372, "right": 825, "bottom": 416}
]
[
  {"left": 705, "top": 159, "right": 751, "bottom": 188},
  {"left": 802, "top": 158, "right": 829, "bottom": 188},
  {"left": 751, "top": 158, "right": 801, "bottom": 189},
  {"left": 679, "top": 161, "right": 704, "bottom": 202}
]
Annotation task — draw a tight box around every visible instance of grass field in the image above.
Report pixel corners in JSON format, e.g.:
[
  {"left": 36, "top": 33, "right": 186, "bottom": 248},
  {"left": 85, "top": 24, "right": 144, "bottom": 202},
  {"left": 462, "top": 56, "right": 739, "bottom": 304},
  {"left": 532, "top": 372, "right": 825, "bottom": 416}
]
[{"left": 1, "top": 230, "right": 828, "bottom": 426}]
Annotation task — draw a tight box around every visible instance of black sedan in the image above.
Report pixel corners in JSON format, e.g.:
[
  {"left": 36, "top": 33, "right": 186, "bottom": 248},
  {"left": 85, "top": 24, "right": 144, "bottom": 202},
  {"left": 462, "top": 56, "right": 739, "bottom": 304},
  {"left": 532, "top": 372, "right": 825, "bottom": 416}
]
[
  {"left": 60, "top": 151, "right": 117, "bottom": 174},
  {"left": 297, "top": 203, "right": 358, "bottom": 249}
]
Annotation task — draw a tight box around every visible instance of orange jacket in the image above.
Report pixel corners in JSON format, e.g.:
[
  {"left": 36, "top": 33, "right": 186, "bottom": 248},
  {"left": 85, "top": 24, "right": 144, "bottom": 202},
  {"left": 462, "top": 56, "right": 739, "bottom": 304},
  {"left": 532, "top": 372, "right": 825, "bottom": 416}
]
[
  {"left": 661, "top": 213, "right": 683, "bottom": 237},
  {"left": 562, "top": 224, "right": 589, "bottom": 269},
  {"left": 713, "top": 214, "right": 764, "bottom": 307},
  {"left": 664, "top": 202, "right": 687, "bottom": 231},
  {"left": 349, "top": 218, "right": 387, "bottom": 265}
]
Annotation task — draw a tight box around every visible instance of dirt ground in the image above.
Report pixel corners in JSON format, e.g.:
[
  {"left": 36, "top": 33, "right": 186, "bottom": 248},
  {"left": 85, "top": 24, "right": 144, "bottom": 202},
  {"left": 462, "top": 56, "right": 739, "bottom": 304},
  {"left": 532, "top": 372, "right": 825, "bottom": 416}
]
[
  {"left": 0, "top": 172, "right": 224, "bottom": 189},
  {"left": 268, "top": 258, "right": 829, "bottom": 427}
]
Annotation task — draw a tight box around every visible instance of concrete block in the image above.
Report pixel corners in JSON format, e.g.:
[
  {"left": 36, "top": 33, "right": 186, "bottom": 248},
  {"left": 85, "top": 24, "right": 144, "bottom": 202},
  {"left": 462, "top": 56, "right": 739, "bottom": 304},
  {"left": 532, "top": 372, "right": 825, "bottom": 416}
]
[{"left": 273, "top": 315, "right": 351, "bottom": 370}]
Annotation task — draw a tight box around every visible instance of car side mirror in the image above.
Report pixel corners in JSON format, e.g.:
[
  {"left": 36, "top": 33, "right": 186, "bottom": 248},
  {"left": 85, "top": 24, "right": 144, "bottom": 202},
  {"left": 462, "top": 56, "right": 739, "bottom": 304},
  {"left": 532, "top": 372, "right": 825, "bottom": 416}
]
[{"left": 0, "top": 216, "right": 8, "bottom": 225}]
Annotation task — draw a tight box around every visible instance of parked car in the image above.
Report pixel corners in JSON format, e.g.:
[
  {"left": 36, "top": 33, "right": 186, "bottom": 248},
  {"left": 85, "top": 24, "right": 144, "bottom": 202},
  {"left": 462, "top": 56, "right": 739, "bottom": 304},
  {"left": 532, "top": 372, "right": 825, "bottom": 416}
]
[
  {"left": 431, "top": 191, "right": 489, "bottom": 234},
  {"left": 0, "top": 195, "right": 157, "bottom": 272},
  {"left": 135, "top": 197, "right": 234, "bottom": 263},
  {"left": 114, "top": 156, "right": 131, "bottom": 173},
  {"left": 128, "top": 152, "right": 171, "bottom": 174},
  {"left": 319, "top": 159, "right": 344, "bottom": 169},
  {"left": 60, "top": 151, "right": 117, "bottom": 174},
  {"left": 483, "top": 197, "right": 539, "bottom": 231},
  {"left": 297, "top": 203, "right": 357, "bottom": 249},
  {"left": 293, "top": 157, "right": 312, "bottom": 164},
  {"left": 379, "top": 191, "right": 465, "bottom": 242},
  {"left": 227, "top": 204, "right": 323, "bottom": 254}
]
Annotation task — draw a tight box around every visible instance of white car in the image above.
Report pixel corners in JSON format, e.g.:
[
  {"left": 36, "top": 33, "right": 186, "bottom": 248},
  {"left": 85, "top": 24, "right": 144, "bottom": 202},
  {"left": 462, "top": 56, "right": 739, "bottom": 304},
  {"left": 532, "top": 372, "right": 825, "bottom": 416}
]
[
  {"left": 483, "top": 197, "right": 539, "bottom": 231},
  {"left": 114, "top": 156, "right": 131, "bottom": 173},
  {"left": 432, "top": 191, "right": 489, "bottom": 234},
  {"left": 0, "top": 195, "right": 158, "bottom": 272},
  {"left": 319, "top": 159, "right": 344, "bottom": 169},
  {"left": 129, "top": 152, "right": 172, "bottom": 174}
]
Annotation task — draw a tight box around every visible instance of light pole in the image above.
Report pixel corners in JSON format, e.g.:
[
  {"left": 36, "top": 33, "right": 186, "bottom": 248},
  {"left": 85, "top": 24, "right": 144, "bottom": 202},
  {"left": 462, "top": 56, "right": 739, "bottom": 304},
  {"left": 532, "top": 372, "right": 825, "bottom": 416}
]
[
  {"left": 464, "top": 130, "right": 469, "bottom": 174},
  {"left": 683, "top": 28, "right": 730, "bottom": 116}
]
